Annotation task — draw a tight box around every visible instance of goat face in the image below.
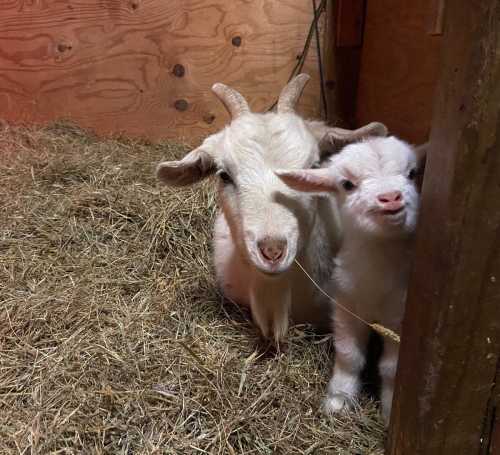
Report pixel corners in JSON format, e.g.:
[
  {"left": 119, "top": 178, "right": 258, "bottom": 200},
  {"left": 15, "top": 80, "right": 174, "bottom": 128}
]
[
  {"left": 214, "top": 112, "right": 321, "bottom": 275},
  {"left": 277, "top": 136, "right": 426, "bottom": 239},
  {"left": 157, "top": 111, "right": 320, "bottom": 275}
]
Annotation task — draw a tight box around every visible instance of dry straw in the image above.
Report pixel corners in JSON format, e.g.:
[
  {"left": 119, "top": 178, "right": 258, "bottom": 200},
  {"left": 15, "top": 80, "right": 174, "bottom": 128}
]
[{"left": 0, "top": 123, "right": 385, "bottom": 453}]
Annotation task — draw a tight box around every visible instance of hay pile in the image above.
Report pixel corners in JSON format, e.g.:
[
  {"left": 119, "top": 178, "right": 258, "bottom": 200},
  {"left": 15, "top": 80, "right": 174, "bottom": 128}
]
[{"left": 0, "top": 124, "right": 384, "bottom": 454}]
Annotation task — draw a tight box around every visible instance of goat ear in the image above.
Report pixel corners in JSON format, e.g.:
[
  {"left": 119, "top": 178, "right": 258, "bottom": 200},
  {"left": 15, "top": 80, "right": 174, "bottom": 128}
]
[
  {"left": 275, "top": 168, "right": 337, "bottom": 193},
  {"left": 306, "top": 121, "right": 388, "bottom": 157},
  {"left": 156, "top": 147, "right": 216, "bottom": 187},
  {"left": 305, "top": 120, "right": 333, "bottom": 148}
]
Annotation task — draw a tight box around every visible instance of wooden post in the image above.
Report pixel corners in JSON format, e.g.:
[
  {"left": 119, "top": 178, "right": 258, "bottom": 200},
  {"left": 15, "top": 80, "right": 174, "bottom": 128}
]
[
  {"left": 387, "top": 1, "right": 500, "bottom": 454},
  {"left": 325, "top": 0, "right": 366, "bottom": 127}
]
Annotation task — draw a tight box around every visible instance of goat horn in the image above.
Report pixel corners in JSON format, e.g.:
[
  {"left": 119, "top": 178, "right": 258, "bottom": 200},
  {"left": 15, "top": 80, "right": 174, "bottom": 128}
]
[
  {"left": 277, "top": 73, "right": 311, "bottom": 114},
  {"left": 321, "top": 122, "right": 388, "bottom": 150},
  {"left": 212, "top": 83, "right": 250, "bottom": 120}
]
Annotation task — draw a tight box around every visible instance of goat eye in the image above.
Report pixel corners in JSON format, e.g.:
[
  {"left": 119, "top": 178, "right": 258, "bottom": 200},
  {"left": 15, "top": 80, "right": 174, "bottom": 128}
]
[
  {"left": 341, "top": 180, "right": 356, "bottom": 191},
  {"left": 217, "top": 170, "right": 233, "bottom": 185},
  {"left": 408, "top": 168, "right": 417, "bottom": 180}
]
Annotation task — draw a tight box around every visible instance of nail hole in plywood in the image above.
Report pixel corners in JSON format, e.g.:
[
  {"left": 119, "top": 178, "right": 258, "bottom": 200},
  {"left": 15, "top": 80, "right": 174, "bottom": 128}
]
[
  {"left": 174, "top": 99, "right": 188, "bottom": 111},
  {"left": 203, "top": 114, "right": 215, "bottom": 124},
  {"left": 57, "top": 43, "right": 72, "bottom": 53},
  {"left": 173, "top": 64, "right": 185, "bottom": 77}
]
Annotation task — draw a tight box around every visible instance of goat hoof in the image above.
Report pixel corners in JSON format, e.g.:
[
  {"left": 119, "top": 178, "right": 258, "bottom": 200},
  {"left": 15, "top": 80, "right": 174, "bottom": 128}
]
[{"left": 323, "top": 393, "right": 354, "bottom": 415}]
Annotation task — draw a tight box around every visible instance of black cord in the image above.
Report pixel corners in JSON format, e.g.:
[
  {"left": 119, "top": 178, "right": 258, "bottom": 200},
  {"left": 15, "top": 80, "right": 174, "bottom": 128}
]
[{"left": 267, "top": 0, "right": 327, "bottom": 112}]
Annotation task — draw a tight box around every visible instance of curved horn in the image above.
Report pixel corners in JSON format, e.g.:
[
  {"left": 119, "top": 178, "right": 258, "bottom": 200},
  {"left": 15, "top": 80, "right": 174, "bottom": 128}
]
[
  {"left": 320, "top": 122, "right": 388, "bottom": 151},
  {"left": 277, "top": 73, "right": 311, "bottom": 114},
  {"left": 212, "top": 83, "right": 250, "bottom": 120}
]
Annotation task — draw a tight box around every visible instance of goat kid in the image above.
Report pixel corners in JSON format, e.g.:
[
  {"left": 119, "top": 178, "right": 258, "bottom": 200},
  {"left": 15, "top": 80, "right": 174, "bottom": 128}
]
[
  {"left": 156, "top": 74, "right": 387, "bottom": 342},
  {"left": 277, "top": 136, "right": 426, "bottom": 422}
]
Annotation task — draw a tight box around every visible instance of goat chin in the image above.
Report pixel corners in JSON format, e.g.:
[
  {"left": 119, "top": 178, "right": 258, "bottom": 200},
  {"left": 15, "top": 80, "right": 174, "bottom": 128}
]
[{"left": 213, "top": 205, "right": 337, "bottom": 342}]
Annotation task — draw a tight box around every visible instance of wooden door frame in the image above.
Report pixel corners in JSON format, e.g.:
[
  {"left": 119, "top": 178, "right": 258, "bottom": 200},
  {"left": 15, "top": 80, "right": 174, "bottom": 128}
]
[
  {"left": 324, "top": 0, "right": 366, "bottom": 127},
  {"left": 387, "top": 1, "right": 500, "bottom": 453}
]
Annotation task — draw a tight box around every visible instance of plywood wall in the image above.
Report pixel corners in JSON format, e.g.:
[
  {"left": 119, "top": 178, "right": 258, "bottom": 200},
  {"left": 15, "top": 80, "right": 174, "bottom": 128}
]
[
  {"left": 0, "top": 0, "right": 324, "bottom": 142},
  {"left": 355, "top": 0, "right": 443, "bottom": 144}
]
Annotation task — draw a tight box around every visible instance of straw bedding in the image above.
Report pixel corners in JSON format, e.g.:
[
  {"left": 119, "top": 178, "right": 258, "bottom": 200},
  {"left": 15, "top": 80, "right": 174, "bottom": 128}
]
[{"left": 0, "top": 124, "right": 384, "bottom": 454}]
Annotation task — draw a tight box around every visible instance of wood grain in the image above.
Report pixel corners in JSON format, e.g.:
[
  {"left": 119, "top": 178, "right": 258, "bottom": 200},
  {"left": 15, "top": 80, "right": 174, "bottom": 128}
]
[
  {"left": 356, "top": 0, "right": 442, "bottom": 143},
  {"left": 487, "top": 369, "right": 500, "bottom": 455},
  {"left": 0, "top": 0, "right": 324, "bottom": 141},
  {"left": 387, "top": 1, "right": 500, "bottom": 453}
]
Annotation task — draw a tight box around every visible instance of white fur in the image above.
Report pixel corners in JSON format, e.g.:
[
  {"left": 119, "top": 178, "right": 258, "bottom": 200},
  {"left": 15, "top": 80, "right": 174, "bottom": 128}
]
[
  {"left": 326, "top": 137, "right": 420, "bottom": 424},
  {"left": 211, "top": 113, "right": 342, "bottom": 341},
  {"left": 278, "top": 136, "right": 423, "bottom": 422},
  {"left": 158, "top": 111, "right": 342, "bottom": 341}
]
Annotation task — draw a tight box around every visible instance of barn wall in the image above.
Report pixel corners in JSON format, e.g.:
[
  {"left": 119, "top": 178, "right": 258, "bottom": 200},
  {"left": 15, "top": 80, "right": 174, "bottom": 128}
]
[
  {"left": 0, "top": 0, "right": 324, "bottom": 142},
  {"left": 355, "top": 0, "right": 443, "bottom": 144}
]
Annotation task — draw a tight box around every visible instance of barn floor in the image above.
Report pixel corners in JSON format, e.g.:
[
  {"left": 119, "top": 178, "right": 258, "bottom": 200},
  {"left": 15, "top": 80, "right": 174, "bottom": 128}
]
[{"left": 0, "top": 124, "right": 384, "bottom": 454}]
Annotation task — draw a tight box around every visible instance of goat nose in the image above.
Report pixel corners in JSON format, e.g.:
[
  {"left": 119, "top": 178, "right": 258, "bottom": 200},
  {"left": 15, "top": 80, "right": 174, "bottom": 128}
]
[
  {"left": 258, "top": 238, "right": 287, "bottom": 263},
  {"left": 377, "top": 191, "right": 402, "bottom": 204}
]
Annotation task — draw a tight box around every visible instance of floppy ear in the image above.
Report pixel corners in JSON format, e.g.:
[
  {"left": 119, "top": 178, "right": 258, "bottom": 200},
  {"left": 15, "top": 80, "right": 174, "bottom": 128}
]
[
  {"left": 275, "top": 168, "right": 337, "bottom": 193},
  {"left": 156, "top": 146, "right": 216, "bottom": 187},
  {"left": 306, "top": 121, "right": 388, "bottom": 157}
]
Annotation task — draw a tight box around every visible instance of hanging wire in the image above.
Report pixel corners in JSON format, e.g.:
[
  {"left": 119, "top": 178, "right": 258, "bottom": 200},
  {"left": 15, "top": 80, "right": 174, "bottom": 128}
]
[
  {"left": 294, "top": 259, "right": 401, "bottom": 343},
  {"left": 267, "top": 0, "right": 327, "bottom": 112}
]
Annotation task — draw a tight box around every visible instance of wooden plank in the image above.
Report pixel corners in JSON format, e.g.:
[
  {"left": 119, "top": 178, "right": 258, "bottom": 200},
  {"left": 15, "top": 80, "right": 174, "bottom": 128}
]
[
  {"left": 323, "top": 0, "right": 337, "bottom": 125},
  {"left": 487, "top": 369, "right": 500, "bottom": 455},
  {"left": 426, "top": 0, "right": 446, "bottom": 36},
  {"left": 0, "top": 0, "right": 324, "bottom": 141},
  {"left": 333, "top": 47, "right": 362, "bottom": 126},
  {"left": 325, "top": 0, "right": 364, "bottom": 127},
  {"left": 355, "top": 0, "right": 442, "bottom": 143},
  {"left": 336, "top": 0, "right": 365, "bottom": 47},
  {"left": 490, "top": 418, "right": 500, "bottom": 455},
  {"left": 387, "top": 1, "right": 500, "bottom": 454}
]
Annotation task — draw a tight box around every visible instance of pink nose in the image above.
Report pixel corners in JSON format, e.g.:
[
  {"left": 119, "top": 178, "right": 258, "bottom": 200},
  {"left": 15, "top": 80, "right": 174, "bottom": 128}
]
[
  {"left": 258, "top": 238, "right": 287, "bottom": 263},
  {"left": 377, "top": 191, "right": 403, "bottom": 210}
]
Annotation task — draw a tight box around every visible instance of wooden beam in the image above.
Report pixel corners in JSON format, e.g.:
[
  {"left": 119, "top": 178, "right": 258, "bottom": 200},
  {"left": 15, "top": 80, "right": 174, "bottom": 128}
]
[
  {"left": 490, "top": 418, "right": 500, "bottom": 455},
  {"left": 387, "top": 1, "right": 500, "bottom": 454},
  {"left": 336, "top": 0, "right": 365, "bottom": 47},
  {"left": 355, "top": 0, "right": 442, "bottom": 143},
  {"left": 426, "top": 0, "right": 446, "bottom": 36},
  {"left": 323, "top": 0, "right": 337, "bottom": 125},
  {"left": 325, "top": 0, "right": 365, "bottom": 127},
  {"left": 485, "top": 366, "right": 500, "bottom": 455}
]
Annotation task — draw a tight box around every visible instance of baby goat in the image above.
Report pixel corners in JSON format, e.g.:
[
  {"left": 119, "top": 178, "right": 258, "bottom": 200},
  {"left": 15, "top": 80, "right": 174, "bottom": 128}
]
[
  {"left": 155, "top": 74, "right": 387, "bottom": 342},
  {"left": 277, "top": 136, "right": 426, "bottom": 422}
]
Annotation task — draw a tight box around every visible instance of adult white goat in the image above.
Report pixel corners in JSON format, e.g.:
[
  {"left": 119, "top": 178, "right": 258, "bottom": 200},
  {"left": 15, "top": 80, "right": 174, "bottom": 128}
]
[
  {"left": 156, "top": 74, "right": 387, "bottom": 342},
  {"left": 277, "top": 136, "right": 426, "bottom": 422}
]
